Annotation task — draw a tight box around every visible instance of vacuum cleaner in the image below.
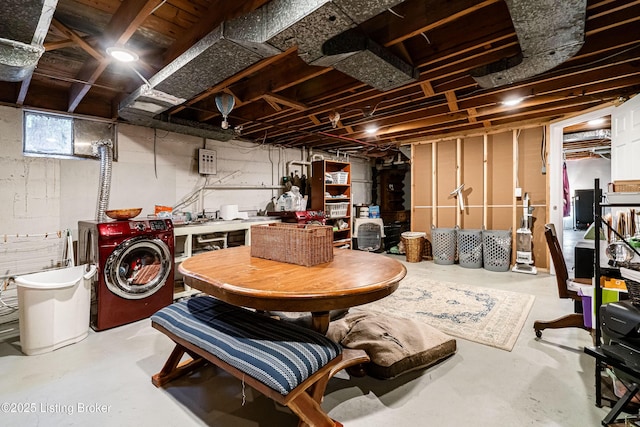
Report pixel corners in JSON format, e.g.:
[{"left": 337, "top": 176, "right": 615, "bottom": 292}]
[{"left": 512, "top": 192, "right": 538, "bottom": 275}]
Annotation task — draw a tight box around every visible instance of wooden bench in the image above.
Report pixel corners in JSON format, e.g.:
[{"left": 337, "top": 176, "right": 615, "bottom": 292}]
[{"left": 151, "top": 296, "right": 370, "bottom": 427}]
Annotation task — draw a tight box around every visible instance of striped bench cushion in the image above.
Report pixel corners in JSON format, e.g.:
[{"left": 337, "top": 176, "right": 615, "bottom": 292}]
[{"left": 151, "top": 296, "right": 342, "bottom": 395}]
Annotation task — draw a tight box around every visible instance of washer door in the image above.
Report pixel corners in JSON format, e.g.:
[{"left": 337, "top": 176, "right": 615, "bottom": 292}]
[{"left": 104, "top": 236, "right": 172, "bottom": 299}]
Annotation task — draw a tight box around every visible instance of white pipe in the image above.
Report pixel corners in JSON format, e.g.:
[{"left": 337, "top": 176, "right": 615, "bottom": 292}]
[
  {"left": 203, "top": 185, "right": 284, "bottom": 190},
  {"left": 287, "top": 160, "right": 311, "bottom": 177},
  {"left": 66, "top": 230, "right": 74, "bottom": 267}
]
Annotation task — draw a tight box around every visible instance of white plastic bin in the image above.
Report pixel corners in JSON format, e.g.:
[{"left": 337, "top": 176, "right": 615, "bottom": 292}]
[{"left": 16, "top": 264, "right": 96, "bottom": 356}]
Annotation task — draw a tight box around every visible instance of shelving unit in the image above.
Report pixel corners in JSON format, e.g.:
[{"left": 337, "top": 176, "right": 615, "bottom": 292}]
[
  {"left": 589, "top": 177, "right": 640, "bottom": 425},
  {"left": 311, "top": 160, "right": 352, "bottom": 248},
  {"left": 173, "top": 219, "right": 280, "bottom": 299}
]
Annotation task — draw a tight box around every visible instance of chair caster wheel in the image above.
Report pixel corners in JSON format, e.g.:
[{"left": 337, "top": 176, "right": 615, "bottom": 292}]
[{"left": 535, "top": 330, "right": 542, "bottom": 338}]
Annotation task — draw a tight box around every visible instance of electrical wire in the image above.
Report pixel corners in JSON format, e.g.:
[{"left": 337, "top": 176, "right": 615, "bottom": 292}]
[{"left": 387, "top": 8, "right": 405, "bottom": 18}]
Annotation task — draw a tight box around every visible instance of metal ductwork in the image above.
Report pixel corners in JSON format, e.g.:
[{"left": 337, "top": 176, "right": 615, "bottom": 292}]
[
  {"left": 118, "top": 23, "right": 281, "bottom": 138},
  {"left": 563, "top": 129, "right": 611, "bottom": 143},
  {"left": 320, "top": 29, "right": 418, "bottom": 91},
  {"left": 471, "top": 0, "right": 587, "bottom": 88},
  {"left": 0, "top": 0, "right": 57, "bottom": 82},
  {"left": 119, "top": 0, "right": 410, "bottom": 134}
]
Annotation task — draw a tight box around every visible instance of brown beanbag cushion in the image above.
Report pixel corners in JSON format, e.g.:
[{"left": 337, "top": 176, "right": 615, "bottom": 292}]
[{"left": 327, "top": 311, "right": 456, "bottom": 379}]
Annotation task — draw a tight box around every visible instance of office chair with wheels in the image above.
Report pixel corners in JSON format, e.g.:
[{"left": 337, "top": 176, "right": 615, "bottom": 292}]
[{"left": 534, "top": 223, "right": 593, "bottom": 338}]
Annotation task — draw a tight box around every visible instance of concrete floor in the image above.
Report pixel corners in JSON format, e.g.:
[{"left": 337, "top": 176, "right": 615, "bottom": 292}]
[{"left": 0, "top": 254, "right": 615, "bottom": 427}]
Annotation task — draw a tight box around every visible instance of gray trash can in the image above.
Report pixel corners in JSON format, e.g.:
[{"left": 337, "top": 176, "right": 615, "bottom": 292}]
[
  {"left": 482, "top": 229, "right": 512, "bottom": 272},
  {"left": 457, "top": 229, "right": 483, "bottom": 268}
]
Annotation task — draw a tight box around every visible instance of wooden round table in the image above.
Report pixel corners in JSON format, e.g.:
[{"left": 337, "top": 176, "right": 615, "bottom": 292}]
[{"left": 178, "top": 246, "right": 407, "bottom": 333}]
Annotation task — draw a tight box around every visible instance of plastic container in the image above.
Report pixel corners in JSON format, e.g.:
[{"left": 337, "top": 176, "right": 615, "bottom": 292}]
[
  {"left": 457, "top": 229, "right": 483, "bottom": 268},
  {"left": 402, "top": 232, "right": 426, "bottom": 262},
  {"left": 326, "top": 202, "right": 349, "bottom": 218},
  {"left": 329, "top": 171, "right": 349, "bottom": 184},
  {"left": 16, "top": 264, "right": 96, "bottom": 355},
  {"left": 579, "top": 285, "right": 624, "bottom": 328},
  {"left": 431, "top": 226, "right": 457, "bottom": 265},
  {"left": 482, "top": 229, "right": 512, "bottom": 272}
]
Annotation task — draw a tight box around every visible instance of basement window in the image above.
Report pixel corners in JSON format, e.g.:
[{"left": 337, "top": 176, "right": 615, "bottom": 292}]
[{"left": 23, "top": 110, "right": 117, "bottom": 159}]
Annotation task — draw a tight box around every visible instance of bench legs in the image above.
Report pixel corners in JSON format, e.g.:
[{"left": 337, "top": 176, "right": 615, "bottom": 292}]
[
  {"left": 296, "top": 348, "right": 370, "bottom": 427},
  {"left": 152, "top": 339, "right": 369, "bottom": 427},
  {"left": 151, "top": 344, "right": 207, "bottom": 387}
]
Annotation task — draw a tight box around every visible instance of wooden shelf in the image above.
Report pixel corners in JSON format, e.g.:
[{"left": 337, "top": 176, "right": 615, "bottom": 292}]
[{"left": 311, "top": 160, "right": 352, "bottom": 249}]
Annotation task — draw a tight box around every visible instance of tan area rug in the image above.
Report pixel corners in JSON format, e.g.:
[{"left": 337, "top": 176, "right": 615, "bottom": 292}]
[{"left": 361, "top": 275, "right": 535, "bottom": 351}]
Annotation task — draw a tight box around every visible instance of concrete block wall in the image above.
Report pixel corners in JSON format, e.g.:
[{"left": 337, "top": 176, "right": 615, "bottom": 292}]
[{"left": 0, "top": 105, "right": 372, "bottom": 238}]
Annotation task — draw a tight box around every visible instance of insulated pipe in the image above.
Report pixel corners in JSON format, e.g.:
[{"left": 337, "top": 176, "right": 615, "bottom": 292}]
[{"left": 94, "top": 140, "right": 113, "bottom": 222}]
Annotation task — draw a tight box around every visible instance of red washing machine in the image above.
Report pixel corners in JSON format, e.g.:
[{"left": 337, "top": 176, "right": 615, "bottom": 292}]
[{"left": 78, "top": 219, "right": 174, "bottom": 331}]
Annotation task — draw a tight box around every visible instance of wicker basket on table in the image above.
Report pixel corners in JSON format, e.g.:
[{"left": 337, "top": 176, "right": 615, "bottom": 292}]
[{"left": 250, "top": 223, "right": 333, "bottom": 266}]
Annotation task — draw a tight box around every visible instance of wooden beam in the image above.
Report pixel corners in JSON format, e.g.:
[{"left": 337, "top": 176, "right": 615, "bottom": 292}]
[
  {"left": 51, "top": 19, "right": 104, "bottom": 61},
  {"left": 263, "top": 93, "right": 307, "bottom": 111},
  {"left": 445, "top": 91, "right": 459, "bottom": 112},
  {"left": 369, "top": 0, "right": 502, "bottom": 47},
  {"left": 264, "top": 97, "right": 282, "bottom": 112},
  {"left": 169, "top": 46, "right": 299, "bottom": 115},
  {"left": 231, "top": 58, "right": 331, "bottom": 107},
  {"left": 421, "top": 81, "right": 435, "bottom": 97},
  {"left": 105, "top": 0, "right": 165, "bottom": 46},
  {"left": 68, "top": 0, "right": 164, "bottom": 112},
  {"left": 308, "top": 115, "right": 321, "bottom": 125},
  {"left": 467, "top": 108, "right": 478, "bottom": 123},
  {"left": 45, "top": 36, "right": 97, "bottom": 52}
]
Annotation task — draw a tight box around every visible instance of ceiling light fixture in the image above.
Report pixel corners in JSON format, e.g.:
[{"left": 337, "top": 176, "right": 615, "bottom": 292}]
[
  {"left": 587, "top": 118, "right": 605, "bottom": 126},
  {"left": 106, "top": 46, "right": 139, "bottom": 63},
  {"left": 502, "top": 97, "right": 524, "bottom": 107},
  {"left": 365, "top": 125, "right": 379, "bottom": 135}
]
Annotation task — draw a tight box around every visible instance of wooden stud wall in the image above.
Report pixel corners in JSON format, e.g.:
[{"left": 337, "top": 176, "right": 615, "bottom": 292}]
[{"left": 410, "top": 125, "right": 549, "bottom": 269}]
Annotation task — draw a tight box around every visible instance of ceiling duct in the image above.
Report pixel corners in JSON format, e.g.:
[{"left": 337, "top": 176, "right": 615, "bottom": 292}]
[
  {"left": 470, "top": 0, "right": 587, "bottom": 88},
  {"left": 563, "top": 129, "right": 611, "bottom": 143},
  {"left": 0, "top": 0, "right": 57, "bottom": 82},
  {"left": 118, "top": 22, "right": 282, "bottom": 131},
  {"left": 119, "top": 0, "right": 408, "bottom": 134},
  {"left": 234, "top": 0, "right": 405, "bottom": 64},
  {"left": 321, "top": 29, "right": 419, "bottom": 91}
]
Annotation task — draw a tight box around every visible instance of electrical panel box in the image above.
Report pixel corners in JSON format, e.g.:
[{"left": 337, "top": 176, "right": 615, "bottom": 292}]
[{"left": 198, "top": 149, "right": 217, "bottom": 175}]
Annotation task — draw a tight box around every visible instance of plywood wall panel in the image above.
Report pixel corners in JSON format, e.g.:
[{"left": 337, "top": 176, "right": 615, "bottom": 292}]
[
  {"left": 412, "top": 144, "right": 433, "bottom": 231},
  {"left": 462, "top": 136, "right": 484, "bottom": 207},
  {"left": 413, "top": 207, "right": 432, "bottom": 234},
  {"left": 436, "top": 140, "right": 457, "bottom": 206},
  {"left": 518, "top": 127, "right": 546, "bottom": 204},
  {"left": 412, "top": 144, "right": 432, "bottom": 207},
  {"left": 436, "top": 207, "right": 456, "bottom": 227},
  {"left": 461, "top": 207, "right": 484, "bottom": 229},
  {"left": 486, "top": 132, "right": 513, "bottom": 206},
  {"left": 485, "top": 207, "right": 512, "bottom": 231}
]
